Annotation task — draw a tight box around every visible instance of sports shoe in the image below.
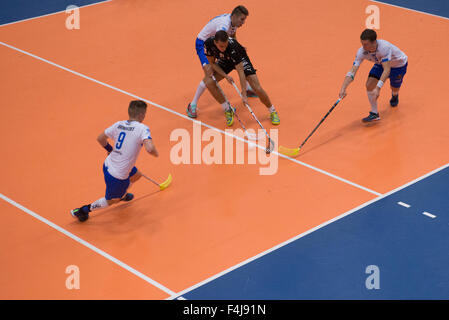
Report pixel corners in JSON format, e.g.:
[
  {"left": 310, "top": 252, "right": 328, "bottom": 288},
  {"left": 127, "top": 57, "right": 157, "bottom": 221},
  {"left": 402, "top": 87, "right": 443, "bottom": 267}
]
[
  {"left": 70, "top": 205, "right": 90, "bottom": 222},
  {"left": 246, "top": 90, "right": 258, "bottom": 98},
  {"left": 270, "top": 111, "right": 280, "bottom": 125},
  {"left": 186, "top": 103, "right": 197, "bottom": 118},
  {"left": 121, "top": 193, "right": 134, "bottom": 202},
  {"left": 390, "top": 94, "right": 399, "bottom": 107},
  {"left": 362, "top": 112, "right": 380, "bottom": 123},
  {"left": 225, "top": 107, "right": 235, "bottom": 126}
]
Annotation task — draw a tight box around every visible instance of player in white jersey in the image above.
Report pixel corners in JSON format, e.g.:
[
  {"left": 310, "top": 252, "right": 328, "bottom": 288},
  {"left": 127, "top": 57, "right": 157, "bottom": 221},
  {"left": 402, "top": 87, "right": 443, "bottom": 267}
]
[
  {"left": 188, "top": 5, "right": 253, "bottom": 119},
  {"left": 71, "top": 100, "right": 158, "bottom": 222},
  {"left": 339, "top": 29, "right": 408, "bottom": 122},
  {"left": 195, "top": 6, "right": 248, "bottom": 74}
]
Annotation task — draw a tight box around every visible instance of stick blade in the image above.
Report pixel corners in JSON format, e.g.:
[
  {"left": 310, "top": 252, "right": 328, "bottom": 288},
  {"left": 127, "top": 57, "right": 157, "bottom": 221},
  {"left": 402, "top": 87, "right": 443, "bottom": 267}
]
[
  {"left": 278, "top": 145, "right": 300, "bottom": 157},
  {"left": 266, "top": 138, "right": 275, "bottom": 154},
  {"left": 159, "top": 174, "right": 172, "bottom": 190}
]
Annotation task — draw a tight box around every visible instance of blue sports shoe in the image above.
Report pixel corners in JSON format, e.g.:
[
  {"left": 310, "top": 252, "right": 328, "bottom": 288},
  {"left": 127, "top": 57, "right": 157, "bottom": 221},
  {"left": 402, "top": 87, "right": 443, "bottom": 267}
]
[
  {"left": 71, "top": 205, "right": 90, "bottom": 222},
  {"left": 390, "top": 94, "right": 399, "bottom": 107},
  {"left": 121, "top": 193, "right": 134, "bottom": 201},
  {"left": 187, "top": 103, "right": 197, "bottom": 118},
  {"left": 362, "top": 112, "right": 380, "bottom": 123}
]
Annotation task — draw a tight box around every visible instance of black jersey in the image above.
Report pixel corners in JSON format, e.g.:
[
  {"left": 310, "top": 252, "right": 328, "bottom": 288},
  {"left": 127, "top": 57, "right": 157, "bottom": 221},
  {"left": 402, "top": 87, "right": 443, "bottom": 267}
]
[{"left": 204, "top": 37, "right": 247, "bottom": 66}]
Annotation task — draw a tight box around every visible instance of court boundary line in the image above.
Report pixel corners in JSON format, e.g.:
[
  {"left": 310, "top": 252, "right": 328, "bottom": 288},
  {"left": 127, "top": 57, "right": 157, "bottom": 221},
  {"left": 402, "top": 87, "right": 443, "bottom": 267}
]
[
  {"left": 0, "top": 40, "right": 382, "bottom": 197},
  {"left": 0, "top": 0, "right": 112, "bottom": 27},
  {"left": 0, "top": 192, "right": 176, "bottom": 297},
  {"left": 168, "top": 161, "right": 449, "bottom": 299},
  {"left": 370, "top": 0, "right": 449, "bottom": 21}
]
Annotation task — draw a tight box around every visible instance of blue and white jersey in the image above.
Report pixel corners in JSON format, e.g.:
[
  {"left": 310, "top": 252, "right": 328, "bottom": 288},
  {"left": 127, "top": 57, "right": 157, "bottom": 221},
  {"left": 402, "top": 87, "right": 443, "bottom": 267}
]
[
  {"left": 104, "top": 120, "right": 151, "bottom": 180},
  {"left": 353, "top": 39, "right": 408, "bottom": 68},
  {"left": 197, "top": 13, "right": 237, "bottom": 41}
]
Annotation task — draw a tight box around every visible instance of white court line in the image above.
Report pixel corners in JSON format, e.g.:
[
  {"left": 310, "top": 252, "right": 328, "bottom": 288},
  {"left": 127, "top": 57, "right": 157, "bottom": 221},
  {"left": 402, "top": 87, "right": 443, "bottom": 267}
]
[
  {"left": 0, "top": 192, "right": 176, "bottom": 297},
  {"left": 0, "top": 0, "right": 113, "bottom": 27},
  {"left": 397, "top": 201, "right": 411, "bottom": 208},
  {"left": 168, "top": 161, "right": 449, "bottom": 299},
  {"left": 370, "top": 0, "right": 449, "bottom": 21},
  {"left": 0, "top": 40, "right": 382, "bottom": 197},
  {"left": 422, "top": 211, "right": 436, "bottom": 219}
]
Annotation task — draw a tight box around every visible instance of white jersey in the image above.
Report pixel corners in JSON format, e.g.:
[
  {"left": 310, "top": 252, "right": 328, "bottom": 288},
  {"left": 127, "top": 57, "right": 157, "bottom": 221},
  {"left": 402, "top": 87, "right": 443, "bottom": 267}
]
[
  {"left": 104, "top": 120, "right": 151, "bottom": 180},
  {"left": 197, "top": 13, "right": 237, "bottom": 41},
  {"left": 353, "top": 39, "right": 408, "bottom": 68}
]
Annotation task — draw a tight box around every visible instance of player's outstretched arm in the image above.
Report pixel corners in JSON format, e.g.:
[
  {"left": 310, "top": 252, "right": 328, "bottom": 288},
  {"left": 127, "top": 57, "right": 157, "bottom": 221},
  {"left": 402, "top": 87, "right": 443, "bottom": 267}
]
[
  {"left": 207, "top": 55, "right": 229, "bottom": 81},
  {"left": 201, "top": 55, "right": 218, "bottom": 79},
  {"left": 210, "top": 62, "right": 233, "bottom": 83},
  {"left": 339, "top": 65, "right": 360, "bottom": 99},
  {"left": 373, "top": 60, "right": 391, "bottom": 97},
  {"left": 97, "top": 132, "right": 113, "bottom": 154},
  {"left": 144, "top": 138, "right": 159, "bottom": 157},
  {"left": 235, "top": 62, "right": 248, "bottom": 104}
]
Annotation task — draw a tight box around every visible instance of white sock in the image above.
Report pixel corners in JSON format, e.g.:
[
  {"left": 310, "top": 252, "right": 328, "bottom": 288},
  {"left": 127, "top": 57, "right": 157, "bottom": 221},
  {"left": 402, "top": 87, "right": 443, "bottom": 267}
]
[
  {"left": 367, "top": 90, "right": 378, "bottom": 114},
  {"left": 89, "top": 197, "right": 109, "bottom": 211},
  {"left": 221, "top": 101, "right": 231, "bottom": 111},
  {"left": 269, "top": 105, "right": 276, "bottom": 113},
  {"left": 192, "top": 81, "right": 206, "bottom": 106}
]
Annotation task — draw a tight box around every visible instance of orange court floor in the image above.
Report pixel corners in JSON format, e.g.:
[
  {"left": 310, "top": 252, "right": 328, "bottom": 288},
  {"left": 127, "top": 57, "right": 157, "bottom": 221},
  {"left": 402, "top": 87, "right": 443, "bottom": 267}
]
[{"left": 1, "top": 0, "right": 449, "bottom": 299}]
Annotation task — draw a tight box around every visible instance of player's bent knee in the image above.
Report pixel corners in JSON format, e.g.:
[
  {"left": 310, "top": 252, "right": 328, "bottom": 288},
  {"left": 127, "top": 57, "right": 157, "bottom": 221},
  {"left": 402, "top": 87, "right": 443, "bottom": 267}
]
[
  {"left": 214, "top": 74, "right": 224, "bottom": 82},
  {"left": 366, "top": 76, "right": 379, "bottom": 90},
  {"left": 253, "top": 85, "right": 263, "bottom": 94},
  {"left": 366, "top": 83, "right": 377, "bottom": 91},
  {"left": 203, "top": 75, "right": 211, "bottom": 83},
  {"left": 130, "top": 172, "right": 141, "bottom": 183},
  {"left": 203, "top": 77, "right": 215, "bottom": 87}
]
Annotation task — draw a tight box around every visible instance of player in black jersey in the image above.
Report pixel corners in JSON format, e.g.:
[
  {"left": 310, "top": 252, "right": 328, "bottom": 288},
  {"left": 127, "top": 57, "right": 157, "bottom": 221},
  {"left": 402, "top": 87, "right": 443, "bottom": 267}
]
[{"left": 187, "top": 30, "right": 280, "bottom": 126}]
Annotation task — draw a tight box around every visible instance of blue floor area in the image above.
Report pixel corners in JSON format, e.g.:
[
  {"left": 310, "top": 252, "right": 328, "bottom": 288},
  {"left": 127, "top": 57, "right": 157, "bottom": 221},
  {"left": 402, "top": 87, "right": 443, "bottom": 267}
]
[
  {"left": 0, "top": 0, "right": 108, "bottom": 25},
  {"left": 374, "top": 0, "right": 449, "bottom": 19},
  {"left": 184, "top": 166, "right": 449, "bottom": 299}
]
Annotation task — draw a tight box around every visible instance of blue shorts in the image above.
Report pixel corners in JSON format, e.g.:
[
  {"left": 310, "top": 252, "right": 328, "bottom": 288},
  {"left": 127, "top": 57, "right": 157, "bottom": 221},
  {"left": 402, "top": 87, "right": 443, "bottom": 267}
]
[
  {"left": 369, "top": 62, "right": 408, "bottom": 88},
  {"left": 103, "top": 164, "right": 138, "bottom": 200},
  {"left": 195, "top": 38, "right": 209, "bottom": 66}
]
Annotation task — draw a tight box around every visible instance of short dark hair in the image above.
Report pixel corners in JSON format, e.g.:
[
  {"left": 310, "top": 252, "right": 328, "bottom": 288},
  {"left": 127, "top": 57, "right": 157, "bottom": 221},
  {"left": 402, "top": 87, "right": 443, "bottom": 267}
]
[
  {"left": 214, "top": 30, "right": 229, "bottom": 43},
  {"left": 231, "top": 5, "right": 249, "bottom": 17},
  {"left": 360, "top": 29, "right": 377, "bottom": 42},
  {"left": 128, "top": 100, "right": 147, "bottom": 118}
]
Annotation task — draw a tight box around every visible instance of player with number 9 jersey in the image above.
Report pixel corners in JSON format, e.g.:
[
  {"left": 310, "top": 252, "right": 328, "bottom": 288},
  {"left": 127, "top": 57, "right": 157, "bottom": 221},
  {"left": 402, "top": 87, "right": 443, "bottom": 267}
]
[
  {"left": 104, "top": 120, "right": 152, "bottom": 180},
  {"left": 70, "top": 100, "right": 158, "bottom": 222}
]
